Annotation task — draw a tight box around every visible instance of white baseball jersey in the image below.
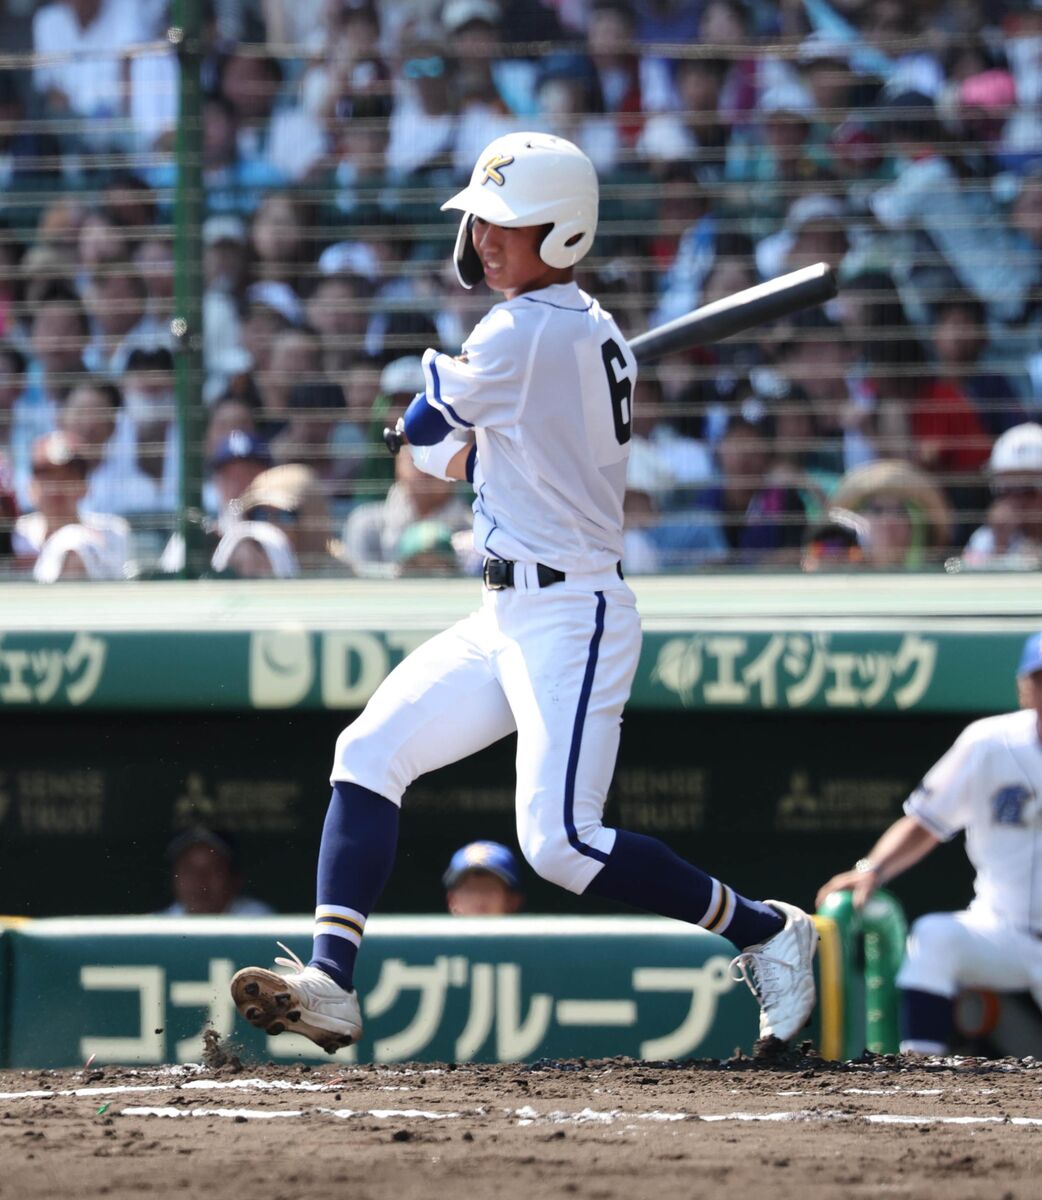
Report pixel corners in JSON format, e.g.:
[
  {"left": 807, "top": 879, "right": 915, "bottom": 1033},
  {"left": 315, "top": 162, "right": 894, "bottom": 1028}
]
[
  {"left": 905, "top": 709, "right": 1042, "bottom": 932},
  {"left": 420, "top": 281, "right": 636, "bottom": 574}
]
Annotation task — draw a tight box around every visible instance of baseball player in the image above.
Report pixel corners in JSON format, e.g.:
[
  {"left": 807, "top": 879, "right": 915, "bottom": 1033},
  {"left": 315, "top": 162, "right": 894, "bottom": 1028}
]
[
  {"left": 231, "top": 132, "right": 817, "bottom": 1055},
  {"left": 817, "top": 631, "right": 1042, "bottom": 1054},
  {"left": 443, "top": 840, "right": 524, "bottom": 916}
]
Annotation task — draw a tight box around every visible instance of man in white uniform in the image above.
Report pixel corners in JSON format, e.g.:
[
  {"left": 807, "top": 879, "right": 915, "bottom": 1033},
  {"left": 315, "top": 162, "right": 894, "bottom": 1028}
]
[
  {"left": 231, "top": 133, "right": 817, "bottom": 1056},
  {"left": 817, "top": 632, "right": 1042, "bottom": 1054}
]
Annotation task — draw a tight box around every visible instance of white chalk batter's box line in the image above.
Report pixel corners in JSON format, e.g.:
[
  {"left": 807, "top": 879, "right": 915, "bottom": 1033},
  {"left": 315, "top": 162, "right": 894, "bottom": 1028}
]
[
  {"left": 0, "top": 1078, "right": 1031, "bottom": 1103},
  {"left": 1, "top": 1079, "right": 1041, "bottom": 1128}
]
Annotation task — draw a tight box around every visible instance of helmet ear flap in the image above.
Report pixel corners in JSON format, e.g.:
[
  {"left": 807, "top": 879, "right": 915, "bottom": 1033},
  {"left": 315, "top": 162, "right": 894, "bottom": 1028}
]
[
  {"left": 453, "top": 214, "right": 483, "bottom": 289},
  {"left": 538, "top": 218, "right": 595, "bottom": 269}
]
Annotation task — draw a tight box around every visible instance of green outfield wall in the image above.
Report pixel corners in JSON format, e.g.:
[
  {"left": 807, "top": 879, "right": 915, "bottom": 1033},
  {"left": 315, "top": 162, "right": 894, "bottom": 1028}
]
[{"left": 0, "top": 916, "right": 764, "bottom": 1069}]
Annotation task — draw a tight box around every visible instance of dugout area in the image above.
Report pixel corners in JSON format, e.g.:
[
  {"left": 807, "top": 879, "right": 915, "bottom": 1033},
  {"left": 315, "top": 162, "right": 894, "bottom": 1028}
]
[{"left": 0, "top": 571, "right": 1032, "bottom": 920}]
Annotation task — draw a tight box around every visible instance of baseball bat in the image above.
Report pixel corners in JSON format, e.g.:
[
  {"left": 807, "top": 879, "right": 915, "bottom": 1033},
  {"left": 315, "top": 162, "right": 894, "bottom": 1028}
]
[
  {"left": 383, "top": 261, "right": 837, "bottom": 454},
  {"left": 627, "top": 261, "right": 837, "bottom": 364}
]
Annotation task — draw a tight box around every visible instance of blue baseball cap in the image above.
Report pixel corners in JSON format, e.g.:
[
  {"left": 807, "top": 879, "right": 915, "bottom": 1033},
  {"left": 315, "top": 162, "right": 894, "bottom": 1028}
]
[
  {"left": 209, "top": 429, "right": 272, "bottom": 471},
  {"left": 442, "top": 841, "right": 521, "bottom": 891},
  {"left": 1018, "top": 633, "right": 1042, "bottom": 678}
]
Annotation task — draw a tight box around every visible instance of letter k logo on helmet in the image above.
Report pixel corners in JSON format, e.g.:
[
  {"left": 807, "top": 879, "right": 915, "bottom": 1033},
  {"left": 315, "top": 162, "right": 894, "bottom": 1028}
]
[{"left": 481, "top": 153, "right": 514, "bottom": 186}]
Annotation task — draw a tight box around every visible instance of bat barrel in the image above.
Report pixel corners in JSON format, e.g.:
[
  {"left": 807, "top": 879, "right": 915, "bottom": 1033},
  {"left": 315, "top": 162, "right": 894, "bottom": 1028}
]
[{"left": 629, "top": 261, "right": 837, "bottom": 365}]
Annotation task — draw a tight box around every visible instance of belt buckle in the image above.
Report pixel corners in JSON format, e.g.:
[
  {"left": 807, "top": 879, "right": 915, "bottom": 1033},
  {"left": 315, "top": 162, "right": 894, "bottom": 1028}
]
[{"left": 483, "top": 558, "right": 512, "bottom": 590}]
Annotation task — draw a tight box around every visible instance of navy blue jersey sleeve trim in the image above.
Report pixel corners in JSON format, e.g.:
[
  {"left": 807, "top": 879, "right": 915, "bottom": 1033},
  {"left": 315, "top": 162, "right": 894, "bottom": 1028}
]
[
  {"left": 403, "top": 392, "right": 453, "bottom": 445},
  {"left": 428, "top": 354, "right": 474, "bottom": 428},
  {"left": 465, "top": 444, "right": 478, "bottom": 484}
]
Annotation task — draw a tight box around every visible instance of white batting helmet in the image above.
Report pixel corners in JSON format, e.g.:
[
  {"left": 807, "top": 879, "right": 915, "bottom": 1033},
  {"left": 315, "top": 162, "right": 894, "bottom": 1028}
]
[{"left": 441, "top": 131, "right": 599, "bottom": 289}]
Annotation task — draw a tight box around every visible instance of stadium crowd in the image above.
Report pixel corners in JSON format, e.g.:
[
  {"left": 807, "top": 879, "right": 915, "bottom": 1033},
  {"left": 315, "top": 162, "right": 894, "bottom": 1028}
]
[{"left": 2, "top": 0, "right": 1042, "bottom": 578}]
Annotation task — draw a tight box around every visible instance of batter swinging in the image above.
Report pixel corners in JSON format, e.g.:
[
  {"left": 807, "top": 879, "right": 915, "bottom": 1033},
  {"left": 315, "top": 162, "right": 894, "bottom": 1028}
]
[{"left": 231, "top": 133, "right": 817, "bottom": 1056}]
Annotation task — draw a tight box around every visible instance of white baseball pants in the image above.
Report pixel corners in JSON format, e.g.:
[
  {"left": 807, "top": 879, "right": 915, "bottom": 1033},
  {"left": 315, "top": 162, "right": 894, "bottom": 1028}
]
[
  {"left": 897, "top": 908, "right": 1042, "bottom": 1007},
  {"left": 331, "top": 570, "right": 641, "bottom": 894}
]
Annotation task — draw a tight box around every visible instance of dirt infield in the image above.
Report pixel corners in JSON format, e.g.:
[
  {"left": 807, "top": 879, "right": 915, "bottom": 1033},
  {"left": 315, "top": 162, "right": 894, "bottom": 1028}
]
[{"left": 2, "top": 1049, "right": 1041, "bottom": 1199}]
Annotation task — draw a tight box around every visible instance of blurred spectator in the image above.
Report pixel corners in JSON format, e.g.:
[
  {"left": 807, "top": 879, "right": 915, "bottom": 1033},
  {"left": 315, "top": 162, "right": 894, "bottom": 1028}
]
[
  {"left": 160, "top": 428, "right": 274, "bottom": 575},
  {"left": 870, "top": 90, "right": 1039, "bottom": 324},
  {"left": 13, "top": 430, "right": 129, "bottom": 580},
  {"left": 209, "top": 429, "right": 273, "bottom": 519},
  {"left": 240, "top": 291, "right": 295, "bottom": 380},
  {"left": 134, "top": 236, "right": 175, "bottom": 324},
  {"left": 924, "top": 291, "right": 1023, "bottom": 439},
  {"left": 58, "top": 375, "right": 121, "bottom": 510},
  {"left": 770, "top": 310, "right": 859, "bottom": 473},
  {"left": 756, "top": 192, "right": 850, "bottom": 281},
  {"left": 342, "top": 445, "right": 473, "bottom": 574},
  {"left": 204, "top": 394, "right": 262, "bottom": 460},
  {"left": 249, "top": 191, "right": 314, "bottom": 298},
  {"left": 237, "top": 462, "right": 344, "bottom": 573},
  {"left": 800, "top": 507, "right": 869, "bottom": 571},
  {"left": 394, "top": 517, "right": 463, "bottom": 575},
  {"left": 585, "top": 0, "right": 672, "bottom": 145},
  {"left": 14, "top": 284, "right": 90, "bottom": 510},
  {"left": 0, "top": 342, "right": 27, "bottom": 464},
  {"left": 443, "top": 840, "right": 524, "bottom": 915},
  {"left": 160, "top": 827, "right": 274, "bottom": 916},
  {"left": 305, "top": 269, "right": 375, "bottom": 375},
  {"left": 830, "top": 459, "right": 955, "bottom": 568},
  {"left": 87, "top": 346, "right": 179, "bottom": 514},
  {"left": 0, "top": 70, "right": 62, "bottom": 198},
  {"left": 258, "top": 327, "right": 325, "bottom": 438},
  {"left": 301, "top": 0, "right": 389, "bottom": 125},
  {"left": 526, "top": 53, "right": 618, "bottom": 175},
  {"left": 0, "top": 455, "right": 16, "bottom": 564},
  {"left": 647, "top": 162, "right": 716, "bottom": 326},
  {"left": 724, "top": 78, "right": 830, "bottom": 235},
  {"left": 217, "top": 47, "right": 324, "bottom": 183},
  {"left": 210, "top": 518, "right": 301, "bottom": 578},
  {"left": 195, "top": 93, "right": 286, "bottom": 215},
  {"left": 963, "top": 423, "right": 1042, "bottom": 569},
  {"left": 446, "top": 0, "right": 539, "bottom": 114},
  {"left": 386, "top": 36, "right": 457, "bottom": 179},
  {"left": 31, "top": 0, "right": 152, "bottom": 140},
  {"left": 83, "top": 268, "right": 168, "bottom": 376},
  {"left": 693, "top": 415, "right": 810, "bottom": 565},
  {"left": 448, "top": 0, "right": 533, "bottom": 173},
  {"left": 270, "top": 380, "right": 366, "bottom": 501},
  {"left": 261, "top": 0, "right": 330, "bottom": 55}
]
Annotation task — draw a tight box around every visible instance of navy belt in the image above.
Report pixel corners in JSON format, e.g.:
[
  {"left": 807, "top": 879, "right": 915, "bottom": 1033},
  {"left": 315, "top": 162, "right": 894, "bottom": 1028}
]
[{"left": 483, "top": 558, "right": 566, "bottom": 589}]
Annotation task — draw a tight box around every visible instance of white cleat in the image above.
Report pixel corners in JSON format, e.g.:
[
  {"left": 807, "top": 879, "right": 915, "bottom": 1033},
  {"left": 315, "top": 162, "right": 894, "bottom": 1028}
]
[
  {"left": 729, "top": 900, "right": 818, "bottom": 1045},
  {"left": 231, "top": 942, "right": 363, "bottom": 1054}
]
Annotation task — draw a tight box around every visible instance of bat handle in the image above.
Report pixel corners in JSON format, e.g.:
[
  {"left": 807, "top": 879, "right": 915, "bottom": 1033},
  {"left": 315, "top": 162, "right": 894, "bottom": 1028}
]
[{"left": 383, "top": 418, "right": 406, "bottom": 457}]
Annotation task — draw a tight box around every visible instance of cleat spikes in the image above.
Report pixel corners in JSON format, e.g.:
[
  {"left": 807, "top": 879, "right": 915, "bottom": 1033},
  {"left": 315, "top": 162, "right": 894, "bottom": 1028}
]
[
  {"left": 287, "top": 1010, "right": 301, "bottom": 1022},
  {"left": 268, "top": 1022, "right": 285, "bottom": 1035},
  {"left": 243, "top": 981, "right": 260, "bottom": 998}
]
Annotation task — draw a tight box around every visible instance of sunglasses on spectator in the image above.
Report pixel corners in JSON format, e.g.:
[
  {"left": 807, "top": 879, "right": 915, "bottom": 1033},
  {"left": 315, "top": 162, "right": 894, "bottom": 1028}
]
[
  {"left": 993, "top": 484, "right": 1042, "bottom": 499},
  {"left": 404, "top": 56, "right": 445, "bottom": 79},
  {"left": 247, "top": 505, "right": 298, "bottom": 525},
  {"left": 862, "top": 500, "right": 908, "bottom": 519}
]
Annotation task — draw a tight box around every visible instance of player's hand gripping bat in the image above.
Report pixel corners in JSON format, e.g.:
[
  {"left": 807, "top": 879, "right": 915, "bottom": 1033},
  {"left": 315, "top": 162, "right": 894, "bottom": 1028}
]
[{"left": 383, "top": 261, "right": 837, "bottom": 455}]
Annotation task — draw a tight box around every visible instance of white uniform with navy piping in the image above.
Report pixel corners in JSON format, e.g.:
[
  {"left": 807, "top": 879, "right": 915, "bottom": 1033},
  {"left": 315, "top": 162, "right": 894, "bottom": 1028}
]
[
  {"left": 898, "top": 709, "right": 1042, "bottom": 1006},
  {"left": 332, "top": 280, "right": 642, "bottom": 893}
]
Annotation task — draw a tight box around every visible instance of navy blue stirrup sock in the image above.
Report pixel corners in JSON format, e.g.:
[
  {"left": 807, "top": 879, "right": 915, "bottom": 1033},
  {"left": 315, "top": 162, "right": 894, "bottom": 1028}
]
[
  {"left": 309, "top": 782, "right": 399, "bottom": 991},
  {"left": 901, "top": 987, "right": 954, "bottom": 1049},
  {"left": 585, "top": 829, "right": 784, "bottom": 950}
]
